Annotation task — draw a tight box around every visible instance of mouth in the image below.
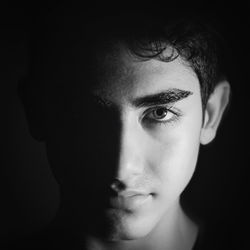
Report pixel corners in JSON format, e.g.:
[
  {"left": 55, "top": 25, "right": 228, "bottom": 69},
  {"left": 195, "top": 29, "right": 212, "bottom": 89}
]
[{"left": 109, "top": 191, "right": 154, "bottom": 211}]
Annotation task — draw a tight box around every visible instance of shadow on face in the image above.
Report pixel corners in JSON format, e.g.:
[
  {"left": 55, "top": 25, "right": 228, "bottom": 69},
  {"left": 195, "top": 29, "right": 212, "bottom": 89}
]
[{"left": 45, "top": 88, "right": 125, "bottom": 234}]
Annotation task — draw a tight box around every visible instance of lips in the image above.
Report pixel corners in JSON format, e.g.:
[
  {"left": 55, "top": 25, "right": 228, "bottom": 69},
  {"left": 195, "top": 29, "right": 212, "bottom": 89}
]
[{"left": 109, "top": 191, "right": 153, "bottom": 211}]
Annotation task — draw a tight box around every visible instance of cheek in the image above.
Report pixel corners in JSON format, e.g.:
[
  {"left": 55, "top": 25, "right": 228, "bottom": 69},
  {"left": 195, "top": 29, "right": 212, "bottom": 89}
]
[
  {"left": 165, "top": 136, "right": 200, "bottom": 193},
  {"left": 146, "top": 120, "right": 202, "bottom": 200}
]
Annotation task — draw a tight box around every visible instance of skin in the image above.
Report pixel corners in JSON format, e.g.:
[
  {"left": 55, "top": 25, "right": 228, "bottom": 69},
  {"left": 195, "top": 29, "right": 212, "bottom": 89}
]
[{"left": 41, "top": 43, "right": 229, "bottom": 250}]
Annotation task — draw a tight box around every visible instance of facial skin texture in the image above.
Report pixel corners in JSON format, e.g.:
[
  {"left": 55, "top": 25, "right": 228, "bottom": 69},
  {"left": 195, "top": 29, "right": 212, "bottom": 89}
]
[{"left": 41, "top": 43, "right": 229, "bottom": 250}]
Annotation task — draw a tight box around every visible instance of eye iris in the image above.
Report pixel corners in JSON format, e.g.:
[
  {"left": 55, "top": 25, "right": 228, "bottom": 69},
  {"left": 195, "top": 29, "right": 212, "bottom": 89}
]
[{"left": 154, "top": 108, "right": 167, "bottom": 119}]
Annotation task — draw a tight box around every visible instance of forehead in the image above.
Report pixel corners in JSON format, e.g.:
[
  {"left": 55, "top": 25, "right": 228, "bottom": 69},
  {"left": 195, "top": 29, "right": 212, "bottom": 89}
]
[{"left": 92, "top": 44, "right": 200, "bottom": 103}]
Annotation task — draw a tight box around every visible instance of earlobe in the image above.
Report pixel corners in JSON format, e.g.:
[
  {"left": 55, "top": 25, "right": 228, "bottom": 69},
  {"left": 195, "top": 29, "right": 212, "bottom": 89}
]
[{"left": 200, "top": 80, "right": 230, "bottom": 145}]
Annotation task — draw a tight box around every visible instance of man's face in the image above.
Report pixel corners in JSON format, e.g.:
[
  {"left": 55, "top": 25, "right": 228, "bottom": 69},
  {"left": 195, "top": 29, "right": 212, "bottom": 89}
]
[{"left": 46, "top": 44, "right": 203, "bottom": 241}]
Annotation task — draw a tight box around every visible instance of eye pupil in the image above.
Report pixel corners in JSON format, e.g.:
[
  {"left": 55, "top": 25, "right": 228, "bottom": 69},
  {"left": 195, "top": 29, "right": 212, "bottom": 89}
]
[{"left": 155, "top": 108, "right": 166, "bottom": 118}]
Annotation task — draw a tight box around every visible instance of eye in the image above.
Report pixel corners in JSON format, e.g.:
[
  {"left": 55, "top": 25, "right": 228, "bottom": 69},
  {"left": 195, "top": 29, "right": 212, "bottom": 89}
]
[
  {"left": 148, "top": 107, "right": 173, "bottom": 122},
  {"left": 144, "top": 107, "right": 176, "bottom": 123}
]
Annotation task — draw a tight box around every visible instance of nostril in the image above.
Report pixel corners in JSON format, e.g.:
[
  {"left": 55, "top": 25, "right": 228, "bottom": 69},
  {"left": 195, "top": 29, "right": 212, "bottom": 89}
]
[{"left": 110, "top": 178, "right": 126, "bottom": 193}]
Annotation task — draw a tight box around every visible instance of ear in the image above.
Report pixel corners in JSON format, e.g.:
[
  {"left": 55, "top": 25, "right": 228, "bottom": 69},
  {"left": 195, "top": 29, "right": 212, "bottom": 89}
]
[{"left": 200, "top": 80, "right": 230, "bottom": 145}]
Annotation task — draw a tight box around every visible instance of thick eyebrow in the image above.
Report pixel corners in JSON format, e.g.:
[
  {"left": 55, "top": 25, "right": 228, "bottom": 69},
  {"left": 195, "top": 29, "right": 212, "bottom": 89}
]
[{"left": 131, "top": 88, "right": 193, "bottom": 108}]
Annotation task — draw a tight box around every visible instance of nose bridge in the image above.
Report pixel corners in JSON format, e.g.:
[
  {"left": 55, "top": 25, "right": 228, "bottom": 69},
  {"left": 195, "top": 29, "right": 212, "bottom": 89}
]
[{"left": 116, "top": 111, "right": 143, "bottom": 182}]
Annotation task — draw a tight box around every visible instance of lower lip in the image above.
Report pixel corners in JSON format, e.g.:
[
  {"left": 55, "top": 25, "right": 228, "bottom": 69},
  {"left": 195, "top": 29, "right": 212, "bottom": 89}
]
[{"left": 110, "top": 194, "right": 152, "bottom": 211}]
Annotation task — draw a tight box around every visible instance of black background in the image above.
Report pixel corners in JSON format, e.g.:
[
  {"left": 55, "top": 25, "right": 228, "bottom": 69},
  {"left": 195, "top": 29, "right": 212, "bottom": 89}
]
[{"left": 1, "top": 2, "right": 249, "bottom": 249}]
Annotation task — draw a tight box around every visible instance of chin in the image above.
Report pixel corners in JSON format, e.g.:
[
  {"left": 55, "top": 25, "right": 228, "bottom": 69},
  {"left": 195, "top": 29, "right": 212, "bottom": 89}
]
[{"left": 103, "top": 208, "right": 157, "bottom": 241}]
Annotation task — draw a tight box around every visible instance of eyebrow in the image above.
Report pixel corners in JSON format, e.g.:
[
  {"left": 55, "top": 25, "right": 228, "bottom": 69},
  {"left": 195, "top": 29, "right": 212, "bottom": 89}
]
[{"left": 131, "top": 88, "right": 193, "bottom": 108}]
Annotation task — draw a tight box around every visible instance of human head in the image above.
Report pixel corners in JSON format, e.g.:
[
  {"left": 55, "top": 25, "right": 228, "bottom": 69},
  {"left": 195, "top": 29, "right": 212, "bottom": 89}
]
[{"left": 19, "top": 7, "right": 230, "bottom": 242}]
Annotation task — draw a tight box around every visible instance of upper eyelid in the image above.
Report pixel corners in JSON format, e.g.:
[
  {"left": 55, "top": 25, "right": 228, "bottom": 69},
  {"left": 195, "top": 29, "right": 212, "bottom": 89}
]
[
  {"left": 136, "top": 101, "right": 177, "bottom": 111},
  {"left": 142, "top": 104, "right": 176, "bottom": 115}
]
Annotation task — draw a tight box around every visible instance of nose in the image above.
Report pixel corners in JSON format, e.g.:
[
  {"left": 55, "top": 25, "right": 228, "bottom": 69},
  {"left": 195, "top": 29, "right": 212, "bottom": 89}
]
[{"left": 113, "top": 113, "right": 145, "bottom": 189}]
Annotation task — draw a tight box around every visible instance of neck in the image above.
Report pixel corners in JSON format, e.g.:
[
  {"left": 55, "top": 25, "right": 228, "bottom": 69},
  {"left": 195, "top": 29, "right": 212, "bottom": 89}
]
[{"left": 82, "top": 200, "right": 198, "bottom": 250}]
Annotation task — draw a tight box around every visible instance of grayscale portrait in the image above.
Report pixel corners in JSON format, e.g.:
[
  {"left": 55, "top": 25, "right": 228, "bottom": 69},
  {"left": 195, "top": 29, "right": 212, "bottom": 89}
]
[{"left": 2, "top": 3, "right": 249, "bottom": 250}]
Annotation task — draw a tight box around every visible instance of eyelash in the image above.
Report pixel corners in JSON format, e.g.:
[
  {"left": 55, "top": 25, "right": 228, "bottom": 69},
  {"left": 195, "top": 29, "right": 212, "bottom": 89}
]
[{"left": 142, "top": 106, "right": 182, "bottom": 125}]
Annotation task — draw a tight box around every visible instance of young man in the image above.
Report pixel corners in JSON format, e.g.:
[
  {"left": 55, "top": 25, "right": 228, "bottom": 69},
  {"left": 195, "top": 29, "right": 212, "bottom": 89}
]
[{"left": 19, "top": 8, "right": 230, "bottom": 250}]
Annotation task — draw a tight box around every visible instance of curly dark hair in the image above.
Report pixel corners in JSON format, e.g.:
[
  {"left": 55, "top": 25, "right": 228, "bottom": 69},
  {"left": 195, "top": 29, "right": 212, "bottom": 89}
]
[{"left": 124, "top": 14, "right": 227, "bottom": 112}]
